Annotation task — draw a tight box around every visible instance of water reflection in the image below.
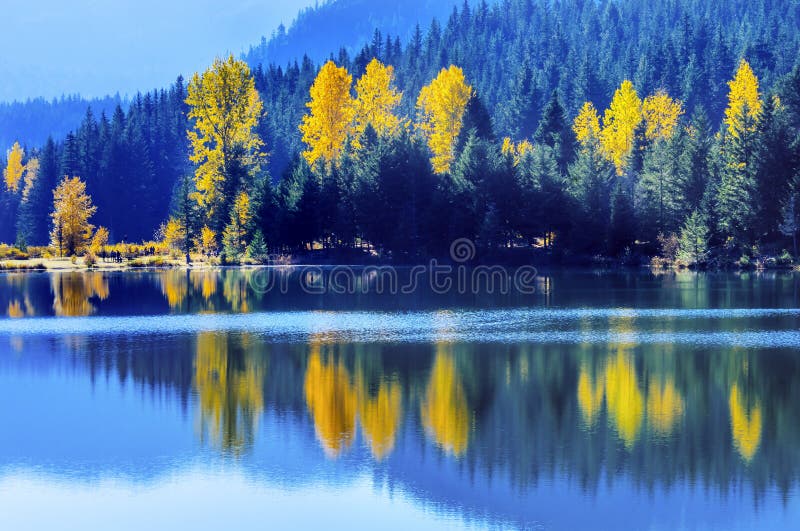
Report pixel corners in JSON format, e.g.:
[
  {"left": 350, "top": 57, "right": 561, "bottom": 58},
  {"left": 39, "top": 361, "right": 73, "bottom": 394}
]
[
  {"left": 51, "top": 272, "right": 109, "bottom": 317},
  {"left": 729, "top": 383, "right": 762, "bottom": 462},
  {"left": 194, "top": 332, "right": 264, "bottom": 455},
  {"left": 2, "top": 270, "right": 800, "bottom": 528},
  {"left": 421, "top": 346, "right": 470, "bottom": 456}
]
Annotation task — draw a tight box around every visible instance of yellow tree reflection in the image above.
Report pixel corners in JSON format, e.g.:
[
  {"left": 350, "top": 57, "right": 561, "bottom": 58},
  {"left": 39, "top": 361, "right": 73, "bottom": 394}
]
[
  {"left": 357, "top": 375, "right": 402, "bottom": 460},
  {"left": 421, "top": 346, "right": 470, "bottom": 456},
  {"left": 604, "top": 349, "right": 644, "bottom": 448},
  {"left": 223, "top": 270, "right": 252, "bottom": 313},
  {"left": 191, "top": 270, "right": 218, "bottom": 302},
  {"left": 577, "top": 362, "right": 605, "bottom": 427},
  {"left": 729, "top": 383, "right": 762, "bottom": 462},
  {"left": 194, "top": 332, "right": 264, "bottom": 455},
  {"left": 646, "top": 377, "right": 684, "bottom": 436},
  {"left": 7, "top": 300, "right": 24, "bottom": 318},
  {"left": 159, "top": 271, "right": 188, "bottom": 310},
  {"left": 51, "top": 272, "right": 110, "bottom": 317},
  {"left": 304, "top": 345, "right": 358, "bottom": 457}
]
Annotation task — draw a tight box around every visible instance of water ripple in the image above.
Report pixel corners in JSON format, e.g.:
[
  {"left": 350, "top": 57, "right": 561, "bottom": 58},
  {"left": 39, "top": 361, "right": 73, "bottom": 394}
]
[{"left": 1, "top": 308, "right": 799, "bottom": 347}]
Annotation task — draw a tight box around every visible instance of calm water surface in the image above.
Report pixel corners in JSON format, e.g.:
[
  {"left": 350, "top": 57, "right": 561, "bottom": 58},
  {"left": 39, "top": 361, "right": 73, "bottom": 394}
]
[{"left": 1, "top": 269, "right": 799, "bottom": 530}]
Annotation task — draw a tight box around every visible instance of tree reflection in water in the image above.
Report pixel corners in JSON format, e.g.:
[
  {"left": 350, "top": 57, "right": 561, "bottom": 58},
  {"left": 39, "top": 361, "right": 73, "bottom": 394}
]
[{"left": 194, "top": 332, "right": 264, "bottom": 455}]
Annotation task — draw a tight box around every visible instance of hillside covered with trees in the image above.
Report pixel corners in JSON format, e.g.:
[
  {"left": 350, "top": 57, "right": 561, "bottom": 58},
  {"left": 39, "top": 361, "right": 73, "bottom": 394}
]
[{"left": 2, "top": 0, "right": 800, "bottom": 267}]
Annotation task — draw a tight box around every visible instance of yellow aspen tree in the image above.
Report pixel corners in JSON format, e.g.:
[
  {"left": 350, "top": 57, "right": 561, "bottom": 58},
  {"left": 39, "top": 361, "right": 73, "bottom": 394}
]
[
  {"left": 50, "top": 176, "right": 97, "bottom": 257},
  {"left": 724, "top": 59, "right": 762, "bottom": 138},
  {"left": 642, "top": 90, "right": 684, "bottom": 141},
  {"left": 573, "top": 102, "right": 601, "bottom": 149},
  {"left": 200, "top": 226, "right": 217, "bottom": 256},
  {"left": 416, "top": 65, "right": 473, "bottom": 174},
  {"left": 352, "top": 58, "right": 404, "bottom": 148},
  {"left": 501, "top": 137, "right": 533, "bottom": 165},
  {"left": 300, "top": 61, "right": 355, "bottom": 170},
  {"left": 3, "top": 142, "right": 25, "bottom": 192},
  {"left": 186, "top": 55, "right": 265, "bottom": 223},
  {"left": 90, "top": 226, "right": 109, "bottom": 255},
  {"left": 600, "top": 80, "right": 642, "bottom": 174}
]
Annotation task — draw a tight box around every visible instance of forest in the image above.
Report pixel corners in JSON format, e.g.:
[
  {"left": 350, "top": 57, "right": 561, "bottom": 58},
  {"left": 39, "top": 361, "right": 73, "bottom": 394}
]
[{"left": 1, "top": 0, "right": 800, "bottom": 267}]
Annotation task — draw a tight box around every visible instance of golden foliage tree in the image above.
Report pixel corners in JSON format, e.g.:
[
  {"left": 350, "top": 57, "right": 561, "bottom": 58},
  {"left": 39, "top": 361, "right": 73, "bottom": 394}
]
[
  {"left": 199, "top": 225, "right": 218, "bottom": 256},
  {"left": 353, "top": 58, "right": 404, "bottom": 148},
  {"left": 50, "top": 176, "right": 97, "bottom": 257},
  {"left": 416, "top": 65, "right": 473, "bottom": 174},
  {"left": 724, "top": 59, "right": 762, "bottom": 138},
  {"left": 3, "top": 142, "right": 25, "bottom": 192},
  {"left": 600, "top": 80, "right": 642, "bottom": 174},
  {"left": 89, "top": 226, "right": 109, "bottom": 255},
  {"left": 573, "top": 102, "right": 601, "bottom": 149},
  {"left": 642, "top": 90, "right": 684, "bottom": 141},
  {"left": 162, "top": 218, "right": 187, "bottom": 254},
  {"left": 300, "top": 61, "right": 355, "bottom": 169},
  {"left": 186, "top": 55, "right": 265, "bottom": 225}
]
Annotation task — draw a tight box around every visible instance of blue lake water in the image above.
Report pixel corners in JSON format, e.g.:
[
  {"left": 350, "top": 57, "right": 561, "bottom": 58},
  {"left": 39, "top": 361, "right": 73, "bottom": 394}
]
[{"left": 1, "top": 269, "right": 799, "bottom": 529}]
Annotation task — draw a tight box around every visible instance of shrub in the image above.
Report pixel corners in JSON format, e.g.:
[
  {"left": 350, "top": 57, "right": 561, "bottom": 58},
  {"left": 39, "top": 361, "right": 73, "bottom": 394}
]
[{"left": 84, "top": 253, "right": 98, "bottom": 268}]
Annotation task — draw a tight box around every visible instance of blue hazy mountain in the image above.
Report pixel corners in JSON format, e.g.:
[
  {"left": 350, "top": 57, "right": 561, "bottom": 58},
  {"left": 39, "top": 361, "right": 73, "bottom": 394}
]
[{"left": 244, "top": 0, "right": 475, "bottom": 68}]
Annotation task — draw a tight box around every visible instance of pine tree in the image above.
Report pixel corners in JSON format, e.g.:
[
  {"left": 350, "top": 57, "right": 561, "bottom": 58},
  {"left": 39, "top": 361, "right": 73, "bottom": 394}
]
[
  {"left": 678, "top": 210, "right": 710, "bottom": 266},
  {"left": 535, "top": 90, "right": 576, "bottom": 173}
]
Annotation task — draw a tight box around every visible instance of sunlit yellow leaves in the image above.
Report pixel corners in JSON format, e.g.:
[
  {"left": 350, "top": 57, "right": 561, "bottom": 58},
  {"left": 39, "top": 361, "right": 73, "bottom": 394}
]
[
  {"left": 642, "top": 91, "right": 684, "bottom": 142},
  {"left": 194, "top": 332, "right": 264, "bottom": 455},
  {"left": 199, "top": 226, "right": 218, "bottom": 256},
  {"left": 416, "top": 65, "right": 473, "bottom": 174},
  {"left": 3, "top": 142, "right": 25, "bottom": 193},
  {"left": 573, "top": 102, "right": 601, "bottom": 149},
  {"left": 421, "top": 348, "right": 470, "bottom": 456},
  {"left": 646, "top": 377, "right": 684, "bottom": 436},
  {"left": 89, "top": 226, "right": 109, "bottom": 255},
  {"left": 162, "top": 218, "right": 186, "bottom": 253},
  {"left": 501, "top": 137, "right": 534, "bottom": 165},
  {"left": 304, "top": 347, "right": 359, "bottom": 457},
  {"left": 724, "top": 59, "right": 762, "bottom": 139},
  {"left": 353, "top": 58, "right": 404, "bottom": 148},
  {"left": 729, "top": 383, "right": 762, "bottom": 462},
  {"left": 600, "top": 80, "right": 642, "bottom": 175},
  {"left": 50, "top": 176, "right": 97, "bottom": 256},
  {"left": 187, "top": 55, "right": 264, "bottom": 216},
  {"left": 51, "top": 272, "right": 109, "bottom": 317},
  {"left": 300, "top": 61, "right": 355, "bottom": 170}
]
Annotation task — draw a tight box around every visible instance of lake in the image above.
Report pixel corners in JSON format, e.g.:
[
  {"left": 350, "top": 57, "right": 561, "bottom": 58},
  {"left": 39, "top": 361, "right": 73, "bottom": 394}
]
[{"left": 1, "top": 268, "right": 799, "bottom": 530}]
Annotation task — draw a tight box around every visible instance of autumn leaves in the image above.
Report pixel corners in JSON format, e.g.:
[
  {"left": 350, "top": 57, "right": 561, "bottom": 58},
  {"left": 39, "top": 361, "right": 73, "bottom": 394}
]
[
  {"left": 573, "top": 80, "right": 684, "bottom": 175},
  {"left": 300, "top": 59, "right": 472, "bottom": 175}
]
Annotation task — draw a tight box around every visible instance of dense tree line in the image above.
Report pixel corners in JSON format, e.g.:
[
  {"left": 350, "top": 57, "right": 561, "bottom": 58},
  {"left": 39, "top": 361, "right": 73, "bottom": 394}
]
[{"left": 2, "top": 0, "right": 799, "bottom": 266}]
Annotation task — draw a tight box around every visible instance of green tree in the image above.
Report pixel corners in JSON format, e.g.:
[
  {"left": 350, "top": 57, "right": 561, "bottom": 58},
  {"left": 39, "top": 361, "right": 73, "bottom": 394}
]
[{"left": 678, "top": 210, "right": 710, "bottom": 266}]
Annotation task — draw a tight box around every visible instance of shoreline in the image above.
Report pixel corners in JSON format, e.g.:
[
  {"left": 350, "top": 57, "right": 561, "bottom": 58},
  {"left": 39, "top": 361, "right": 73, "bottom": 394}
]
[{"left": 1, "top": 256, "right": 798, "bottom": 274}]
